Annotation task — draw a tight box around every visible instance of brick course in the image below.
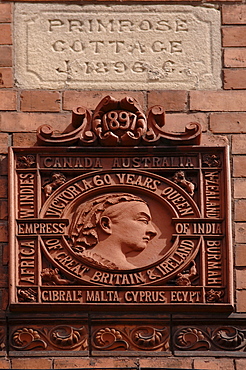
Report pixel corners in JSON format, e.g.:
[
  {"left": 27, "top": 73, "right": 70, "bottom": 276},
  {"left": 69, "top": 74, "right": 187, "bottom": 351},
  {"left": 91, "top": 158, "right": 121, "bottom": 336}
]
[
  {"left": 235, "top": 359, "right": 246, "bottom": 370},
  {"left": 0, "top": 91, "right": 16, "bottom": 111},
  {"left": 223, "top": 27, "right": 246, "bottom": 47},
  {"left": 224, "top": 69, "right": 246, "bottom": 89},
  {"left": 234, "top": 179, "right": 246, "bottom": 198},
  {"left": 236, "top": 269, "right": 246, "bottom": 289},
  {"left": 224, "top": 48, "right": 246, "bottom": 68},
  {"left": 12, "top": 132, "right": 37, "bottom": 146},
  {"left": 0, "top": 358, "right": 10, "bottom": 369},
  {"left": 222, "top": 5, "right": 246, "bottom": 24},
  {"left": 11, "top": 358, "right": 52, "bottom": 369},
  {"left": 63, "top": 90, "right": 146, "bottom": 111},
  {"left": 0, "top": 133, "right": 9, "bottom": 154},
  {"left": 0, "top": 177, "right": 7, "bottom": 198},
  {"left": 235, "top": 244, "right": 246, "bottom": 266},
  {"left": 0, "top": 200, "right": 7, "bottom": 220},
  {"left": 0, "top": 112, "right": 70, "bottom": 132},
  {"left": 235, "top": 199, "right": 246, "bottom": 220},
  {"left": 0, "top": 68, "right": 13, "bottom": 88},
  {"left": 147, "top": 90, "right": 188, "bottom": 111},
  {"left": 191, "top": 91, "right": 246, "bottom": 111},
  {"left": 139, "top": 358, "right": 192, "bottom": 368},
  {"left": 0, "top": 223, "right": 8, "bottom": 243},
  {"left": 54, "top": 358, "right": 142, "bottom": 369},
  {"left": 193, "top": 359, "right": 234, "bottom": 370},
  {"left": 232, "top": 134, "right": 246, "bottom": 154},
  {"left": 236, "top": 290, "right": 246, "bottom": 312},
  {"left": 235, "top": 223, "right": 246, "bottom": 243},
  {"left": 0, "top": 3, "right": 12, "bottom": 23},
  {"left": 165, "top": 112, "right": 208, "bottom": 132},
  {"left": 20, "top": 90, "right": 61, "bottom": 112},
  {"left": 233, "top": 157, "right": 246, "bottom": 177},
  {"left": 0, "top": 25, "right": 11, "bottom": 45},
  {"left": 210, "top": 113, "right": 246, "bottom": 133},
  {"left": 0, "top": 46, "right": 12, "bottom": 67}
]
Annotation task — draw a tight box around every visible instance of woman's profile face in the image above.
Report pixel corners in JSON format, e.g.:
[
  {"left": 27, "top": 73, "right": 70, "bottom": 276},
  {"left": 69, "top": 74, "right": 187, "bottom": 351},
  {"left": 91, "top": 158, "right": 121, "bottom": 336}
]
[{"left": 105, "top": 201, "right": 157, "bottom": 254}]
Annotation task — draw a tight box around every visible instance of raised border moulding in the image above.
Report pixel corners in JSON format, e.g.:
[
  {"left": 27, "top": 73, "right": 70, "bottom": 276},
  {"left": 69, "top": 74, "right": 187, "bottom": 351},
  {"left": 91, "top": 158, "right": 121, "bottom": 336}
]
[
  {"left": 9, "top": 95, "right": 233, "bottom": 313},
  {"left": 14, "top": 4, "right": 221, "bottom": 90}
]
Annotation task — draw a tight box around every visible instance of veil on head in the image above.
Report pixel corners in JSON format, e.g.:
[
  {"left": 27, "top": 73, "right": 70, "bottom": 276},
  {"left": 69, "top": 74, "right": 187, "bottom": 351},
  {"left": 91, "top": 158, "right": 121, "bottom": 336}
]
[{"left": 69, "top": 193, "right": 146, "bottom": 250}]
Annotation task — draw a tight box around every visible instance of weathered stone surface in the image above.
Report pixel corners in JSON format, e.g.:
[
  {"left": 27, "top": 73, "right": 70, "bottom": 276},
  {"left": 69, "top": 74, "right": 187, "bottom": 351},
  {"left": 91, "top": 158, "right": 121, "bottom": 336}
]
[{"left": 14, "top": 4, "right": 221, "bottom": 90}]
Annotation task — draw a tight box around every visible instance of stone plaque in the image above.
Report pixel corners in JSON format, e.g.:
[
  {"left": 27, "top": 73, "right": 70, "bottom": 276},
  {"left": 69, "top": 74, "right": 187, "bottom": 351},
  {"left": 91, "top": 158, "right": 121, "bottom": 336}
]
[
  {"left": 14, "top": 4, "right": 221, "bottom": 90},
  {"left": 9, "top": 95, "right": 232, "bottom": 311}
]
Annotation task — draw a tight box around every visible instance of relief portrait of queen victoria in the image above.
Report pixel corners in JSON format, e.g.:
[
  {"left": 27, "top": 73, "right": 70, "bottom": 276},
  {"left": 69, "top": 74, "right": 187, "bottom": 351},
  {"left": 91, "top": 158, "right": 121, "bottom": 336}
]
[{"left": 68, "top": 193, "right": 158, "bottom": 270}]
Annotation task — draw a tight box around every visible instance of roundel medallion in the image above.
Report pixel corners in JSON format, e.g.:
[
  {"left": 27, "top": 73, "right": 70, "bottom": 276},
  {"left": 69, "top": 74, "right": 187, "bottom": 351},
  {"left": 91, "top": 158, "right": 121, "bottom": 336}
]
[{"left": 40, "top": 169, "right": 201, "bottom": 287}]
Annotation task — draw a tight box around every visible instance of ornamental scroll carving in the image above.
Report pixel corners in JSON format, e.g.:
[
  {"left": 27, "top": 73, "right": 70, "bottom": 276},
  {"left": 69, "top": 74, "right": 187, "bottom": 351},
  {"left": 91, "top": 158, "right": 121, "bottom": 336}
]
[
  {"left": 37, "top": 95, "right": 201, "bottom": 146},
  {"left": 92, "top": 326, "right": 169, "bottom": 351},
  {"left": 10, "top": 325, "right": 88, "bottom": 351},
  {"left": 174, "top": 326, "right": 246, "bottom": 352},
  {"left": 10, "top": 323, "right": 246, "bottom": 353}
]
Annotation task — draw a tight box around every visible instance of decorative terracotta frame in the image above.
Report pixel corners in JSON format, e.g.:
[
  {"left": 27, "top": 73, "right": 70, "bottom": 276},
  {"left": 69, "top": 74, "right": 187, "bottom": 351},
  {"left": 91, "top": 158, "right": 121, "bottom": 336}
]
[{"left": 9, "top": 96, "right": 233, "bottom": 313}]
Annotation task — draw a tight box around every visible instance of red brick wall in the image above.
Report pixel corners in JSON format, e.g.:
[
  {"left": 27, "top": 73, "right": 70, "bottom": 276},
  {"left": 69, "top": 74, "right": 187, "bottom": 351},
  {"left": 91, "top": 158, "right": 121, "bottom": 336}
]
[{"left": 1, "top": 1, "right": 246, "bottom": 369}]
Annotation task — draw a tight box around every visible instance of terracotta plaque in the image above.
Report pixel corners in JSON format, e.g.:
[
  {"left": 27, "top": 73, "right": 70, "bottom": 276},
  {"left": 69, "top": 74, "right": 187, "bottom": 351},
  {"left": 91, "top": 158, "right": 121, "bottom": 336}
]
[
  {"left": 9, "top": 96, "right": 232, "bottom": 312},
  {"left": 14, "top": 4, "right": 221, "bottom": 90}
]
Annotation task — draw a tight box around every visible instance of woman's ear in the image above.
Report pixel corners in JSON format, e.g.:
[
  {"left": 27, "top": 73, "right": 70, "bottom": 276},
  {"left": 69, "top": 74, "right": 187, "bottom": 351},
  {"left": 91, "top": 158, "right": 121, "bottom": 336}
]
[{"left": 99, "top": 216, "right": 112, "bottom": 234}]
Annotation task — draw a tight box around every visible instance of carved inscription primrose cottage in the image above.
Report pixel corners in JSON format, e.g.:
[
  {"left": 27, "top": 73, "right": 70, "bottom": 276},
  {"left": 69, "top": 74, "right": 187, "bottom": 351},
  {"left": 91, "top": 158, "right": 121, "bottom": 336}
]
[
  {"left": 14, "top": 4, "right": 221, "bottom": 90},
  {"left": 9, "top": 96, "right": 232, "bottom": 311}
]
